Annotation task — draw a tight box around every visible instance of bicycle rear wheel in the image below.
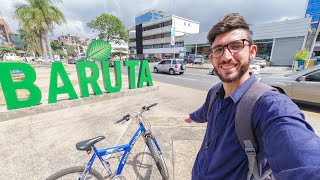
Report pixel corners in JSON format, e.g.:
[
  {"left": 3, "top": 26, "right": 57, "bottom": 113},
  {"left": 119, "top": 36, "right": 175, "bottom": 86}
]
[
  {"left": 146, "top": 135, "right": 169, "bottom": 180},
  {"left": 46, "top": 166, "right": 104, "bottom": 180}
]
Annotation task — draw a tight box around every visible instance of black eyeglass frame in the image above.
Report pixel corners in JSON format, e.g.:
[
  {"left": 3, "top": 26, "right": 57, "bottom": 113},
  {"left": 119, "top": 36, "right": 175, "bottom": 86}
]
[{"left": 210, "top": 39, "right": 252, "bottom": 58}]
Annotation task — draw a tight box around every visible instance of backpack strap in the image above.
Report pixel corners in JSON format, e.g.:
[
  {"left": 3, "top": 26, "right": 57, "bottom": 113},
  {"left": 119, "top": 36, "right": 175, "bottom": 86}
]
[
  {"left": 206, "top": 82, "right": 223, "bottom": 119},
  {"left": 235, "top": 81, "right": 275, "bottom": 180}
]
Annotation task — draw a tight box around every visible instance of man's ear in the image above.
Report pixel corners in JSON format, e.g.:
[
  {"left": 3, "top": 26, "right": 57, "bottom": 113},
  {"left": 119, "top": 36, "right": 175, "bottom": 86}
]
[
  {"left": 249, "top": 45, "right": 257, "bottom": 60},
  {"left": 210, "top": 53, "right": 214, "bottom": 64}
]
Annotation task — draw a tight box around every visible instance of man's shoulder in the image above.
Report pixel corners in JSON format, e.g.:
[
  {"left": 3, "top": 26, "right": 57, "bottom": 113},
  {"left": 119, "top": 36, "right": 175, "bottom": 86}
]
[{"left": 253, "top": 90, "right": 303, "bottom": 120}]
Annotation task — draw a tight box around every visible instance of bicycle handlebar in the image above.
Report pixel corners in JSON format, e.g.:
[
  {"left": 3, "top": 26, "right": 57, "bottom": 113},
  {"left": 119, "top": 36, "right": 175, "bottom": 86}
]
[
  {"left": 114, "top": 103, "right": 158, "bottom": 124},
  {"left": 115, "top": 114, "right": 130, "bottom": 124},
  {"left": 143, "top": 103, "right": 158, "bottom": 111}
]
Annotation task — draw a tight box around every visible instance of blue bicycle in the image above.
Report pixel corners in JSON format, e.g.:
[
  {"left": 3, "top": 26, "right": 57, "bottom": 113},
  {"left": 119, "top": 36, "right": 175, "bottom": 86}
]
[{"left": 47, "top": 103, "right": 169, "bottom": 180}]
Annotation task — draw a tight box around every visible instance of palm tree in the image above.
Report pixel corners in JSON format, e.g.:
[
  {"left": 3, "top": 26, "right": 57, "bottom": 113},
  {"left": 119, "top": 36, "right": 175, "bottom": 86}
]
[
  {"left": 14, "top": 0, "right": 66, "bottom": 63},
  {"left": 18, "top": 28, "right": 41, "bottom": 57}
]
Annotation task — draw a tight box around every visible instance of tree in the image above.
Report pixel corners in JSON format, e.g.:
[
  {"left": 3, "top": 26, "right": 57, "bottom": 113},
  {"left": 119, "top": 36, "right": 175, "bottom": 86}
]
[
  {"left": 50, "top": 40, "right": 63, "bottom": 51},
  {"left": 18, "top": 28, "right": 41, "bottom": 56},
  {"left": 14, "top": 0, "right": 66, "bottom": 63},
  {"left": 87, "top": 14, "right": 128, "bottom": 44},
  {"left": 295, "top": 48, "right": 310, "bottom": 61},
  {"left": 0, "top": 45, "right": 17, "bottom": 60},
  {"left": 65, "top": 44, "right": 77, "bottom": 57}
]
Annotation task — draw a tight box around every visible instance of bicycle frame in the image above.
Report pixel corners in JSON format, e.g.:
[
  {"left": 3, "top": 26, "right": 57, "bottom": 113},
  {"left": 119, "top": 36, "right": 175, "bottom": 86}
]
[{"left": 84, "top": 122, "right": 150, "bottom": 177}]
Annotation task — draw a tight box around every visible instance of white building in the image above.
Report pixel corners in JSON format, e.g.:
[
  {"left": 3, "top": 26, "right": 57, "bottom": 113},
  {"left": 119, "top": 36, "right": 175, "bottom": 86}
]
[
  {"left": 184, "top": 17, "right": 313, "bottom": 66},
  {"left": 128, "top": 15, "right": 199, "bottom": 59}
]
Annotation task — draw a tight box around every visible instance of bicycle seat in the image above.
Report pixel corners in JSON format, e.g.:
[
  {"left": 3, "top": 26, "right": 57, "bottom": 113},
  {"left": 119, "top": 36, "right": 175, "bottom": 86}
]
[{"left": 76, "top": 136, "right": 105, "bottom": 151}]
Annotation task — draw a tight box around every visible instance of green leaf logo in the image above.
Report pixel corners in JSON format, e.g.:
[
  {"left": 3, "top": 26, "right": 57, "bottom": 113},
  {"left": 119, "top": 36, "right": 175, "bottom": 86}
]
[{"left": 86, "top": 40, "right": 112, "bottom": 61}]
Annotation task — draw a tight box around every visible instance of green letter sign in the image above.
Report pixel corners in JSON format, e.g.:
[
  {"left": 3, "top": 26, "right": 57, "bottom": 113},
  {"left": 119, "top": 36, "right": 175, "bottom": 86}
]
[
  {"left": 138, "top": 60, "right": 153, "bottom": 88},
  {"left": 76, "top": 61, "right": 103, "bottom": 98},
  {"left": 0, "top": 62, "right": 42, "bottom": 110},
  {"left": 48, "top": 62, "right": 78, "bottom": 103},
  {"left": 123, "top": 60, "right": 139, "bottom": 89},
  {"left": 101, "top": 61, "right": 122, "bottom": 93}
]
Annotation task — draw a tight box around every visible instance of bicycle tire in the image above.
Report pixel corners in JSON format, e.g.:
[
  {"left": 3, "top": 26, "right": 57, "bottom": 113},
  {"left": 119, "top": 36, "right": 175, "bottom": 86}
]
[
  {"left": 146, "top": 136, "right": 169, "bottom": 180},
  {"left": 46, "top": 166, "right": 104, "bottom": 180}
]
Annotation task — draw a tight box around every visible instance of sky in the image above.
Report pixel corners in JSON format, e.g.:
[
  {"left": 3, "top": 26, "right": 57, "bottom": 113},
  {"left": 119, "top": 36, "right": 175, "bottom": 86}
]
[{"left": 0, "top": 0, "right": 308, "bottom": 40}]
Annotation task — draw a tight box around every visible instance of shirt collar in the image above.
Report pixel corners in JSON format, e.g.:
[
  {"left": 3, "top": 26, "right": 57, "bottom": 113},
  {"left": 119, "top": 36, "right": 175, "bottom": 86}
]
[
  {"left": 230, "top": 74, "right": 257, "bottom": 103},
  {"left": 217, "top": 75, "right": 257, "bottom": 103}
]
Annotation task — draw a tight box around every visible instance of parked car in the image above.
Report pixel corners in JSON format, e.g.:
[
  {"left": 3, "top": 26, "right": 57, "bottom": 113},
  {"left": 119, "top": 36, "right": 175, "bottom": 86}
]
[
  {"left": 184, "top": 54, "right": 195, "bottom": 63},
  {"left": 153, "top": 59, "right": 186, "bottom": 75},
  {"left": 260, "top": 65, "right": 320, "bottom": 106},
  {"left": 193, "top": 55, "right": 205, "bottom": 65},
  {"left": 147, "top": 56, "right": 160, "bottom": 62},
  {"left": 68, "top": 57, "right": 77, "bottom": 64},
  {"left": 251, "top": 57, "right": 267, "bottom": 68},
  {"left": 209, "top": 67, "right": 215, "bottom": 75},
  {"left": 109, "top": 58, "right": 115, "bottom": 67},
  {"left": 249, "top": 64, "right": 260, "bottom": 74}
]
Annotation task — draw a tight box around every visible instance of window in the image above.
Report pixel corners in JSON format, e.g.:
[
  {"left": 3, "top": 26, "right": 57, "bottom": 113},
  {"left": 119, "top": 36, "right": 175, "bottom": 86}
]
[
  {"left": 306, "top": 71, "right": 320, "bottom": 82},
  {"left": 153, "top": 44, "right": 162, "bottom": 48},
  {"left": 165, "top": 60, "right": 171, "bottom": 64},
  {"left": 173, "top": 60, "right": 183, "bottom": 64},
  {"left": 163, "top": 44, "right": 171, "bottom": 48},
  {"left": 175, "top": 42, "right": 184, "bottom": 47},
  {"left": 159, "top": 60, "right": 166, "bottom": 64}
]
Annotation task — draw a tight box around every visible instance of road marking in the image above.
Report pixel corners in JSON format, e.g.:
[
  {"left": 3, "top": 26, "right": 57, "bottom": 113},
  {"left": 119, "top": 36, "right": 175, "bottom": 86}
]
[
  {"left": 154, "top": 80, "right": 208, "bottom": 94},
  {"left": 153, "top": 74, "right": 199, "bottom": 81}
]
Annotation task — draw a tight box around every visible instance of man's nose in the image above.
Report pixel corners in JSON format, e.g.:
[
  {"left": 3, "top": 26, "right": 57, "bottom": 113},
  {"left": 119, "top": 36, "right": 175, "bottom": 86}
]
[{"left": 221, "top": 46, "right": 233, "bottom": 61}]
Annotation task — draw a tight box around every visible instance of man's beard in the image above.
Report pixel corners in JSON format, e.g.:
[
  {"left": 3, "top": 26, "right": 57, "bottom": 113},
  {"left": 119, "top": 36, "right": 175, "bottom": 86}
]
[{"left": 214, "top": 58, "right": 250, "bottom": 83}]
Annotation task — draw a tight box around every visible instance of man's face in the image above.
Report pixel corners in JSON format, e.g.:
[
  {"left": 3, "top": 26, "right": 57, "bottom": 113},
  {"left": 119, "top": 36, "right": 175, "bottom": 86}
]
[{"left": 210, "top": 29, "right": 257, "bottom": 83}]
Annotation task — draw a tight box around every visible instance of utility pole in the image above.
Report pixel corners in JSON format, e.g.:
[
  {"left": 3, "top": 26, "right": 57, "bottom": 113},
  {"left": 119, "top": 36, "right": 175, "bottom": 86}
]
[{"left": 172, "top": 0, "right": 176, "bottom": 58}]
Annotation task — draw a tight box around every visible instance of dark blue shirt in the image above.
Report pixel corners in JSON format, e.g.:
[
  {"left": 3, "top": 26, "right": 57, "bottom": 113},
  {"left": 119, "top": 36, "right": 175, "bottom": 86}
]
[{"left": 190, "top": 75, "right": 320, "bottom": 180}]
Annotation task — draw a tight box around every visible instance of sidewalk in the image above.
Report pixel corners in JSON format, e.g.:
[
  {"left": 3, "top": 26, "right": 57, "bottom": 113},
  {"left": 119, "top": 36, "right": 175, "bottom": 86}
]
[{"left": 0, "top": 63, "right": 208, "bottom": 179}]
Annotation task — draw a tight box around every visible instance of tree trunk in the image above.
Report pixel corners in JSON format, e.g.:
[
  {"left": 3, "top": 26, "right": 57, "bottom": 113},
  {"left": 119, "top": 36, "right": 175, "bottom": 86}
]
[
  {"left": 45, "top": 32, "right": 53, "bottom": 62},
  {"left": 40, "top": 35, "right": 48, "bottom": 63}
]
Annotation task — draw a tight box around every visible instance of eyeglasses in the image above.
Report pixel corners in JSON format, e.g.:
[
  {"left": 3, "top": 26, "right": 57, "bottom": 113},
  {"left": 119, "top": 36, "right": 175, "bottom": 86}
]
[{"left": 210, "top": 39, "right": 251, "bottom": 58}]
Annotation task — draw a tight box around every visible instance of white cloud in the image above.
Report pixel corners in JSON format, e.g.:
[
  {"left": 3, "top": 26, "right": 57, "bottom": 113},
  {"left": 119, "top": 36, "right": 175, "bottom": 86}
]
[{"left": 1, "top": 0, "right": 309, "bottom": 38}]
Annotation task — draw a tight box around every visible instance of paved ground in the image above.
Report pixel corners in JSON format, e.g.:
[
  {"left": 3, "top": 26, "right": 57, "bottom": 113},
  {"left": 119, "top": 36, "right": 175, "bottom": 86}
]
[{"left": 0, "top": 62, "right": 319, "bottom": 180}]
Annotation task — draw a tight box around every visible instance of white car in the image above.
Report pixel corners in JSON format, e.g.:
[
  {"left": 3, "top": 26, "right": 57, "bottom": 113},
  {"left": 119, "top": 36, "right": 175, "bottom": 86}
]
[
  {"left": 251, "top": 57, "right": 267, "bottom": 68},
  {"left": 249, "top": 64, "right": 260, "bottom": 74},
  {"left": 153, "top": 59, "right": 186, "bottom": 75},
  {"left": 209, "top": 68, "right": 215, "bottom": 75}
]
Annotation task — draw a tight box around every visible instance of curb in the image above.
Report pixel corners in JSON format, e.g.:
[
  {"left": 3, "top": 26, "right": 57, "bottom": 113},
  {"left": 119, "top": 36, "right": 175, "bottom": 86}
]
[
  {"left": 0, "top": 85, "right": 159, "bottom": 122},
  {"left": 186, "top": 65, "right": 211, "bottom": 70}
]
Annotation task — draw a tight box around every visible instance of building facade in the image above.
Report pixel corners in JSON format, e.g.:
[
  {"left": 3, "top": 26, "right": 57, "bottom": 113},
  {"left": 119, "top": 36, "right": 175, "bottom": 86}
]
[
  {"left": 58, "top": 34, "right": 80, "bottom": 45},
  {"left": 0, "top": 18, "right": 12, "bottom": 45},
  {"left": 135, "top": 9, "right": 165, "bottom": 25},
  {"left": 184, "top": 17, "right": 312, "bottom": 66},
  {"left": 128, "top": 15, "right": 200, "bottom": 59}
]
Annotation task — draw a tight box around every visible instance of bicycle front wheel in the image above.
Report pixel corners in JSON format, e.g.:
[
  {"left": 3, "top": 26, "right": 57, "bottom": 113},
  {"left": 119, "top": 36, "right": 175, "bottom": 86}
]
[
  {"left": 46, "top": 166, "right": 104, "bottom": 180},
  {"left": 146, "top": 135, "right": 169, "bottom": 180}
]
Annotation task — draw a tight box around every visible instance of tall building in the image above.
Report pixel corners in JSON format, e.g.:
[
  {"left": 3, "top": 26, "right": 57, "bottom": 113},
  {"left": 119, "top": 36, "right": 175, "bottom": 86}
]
[
  {"left": 135, "top": 9, "right": 165, "bottom": 25},
  {"left": 128, "top": 15, "right": 200, "bottom": 59},
  {"left": 0, "top": 18, "right": 12, "bottom": 44}
]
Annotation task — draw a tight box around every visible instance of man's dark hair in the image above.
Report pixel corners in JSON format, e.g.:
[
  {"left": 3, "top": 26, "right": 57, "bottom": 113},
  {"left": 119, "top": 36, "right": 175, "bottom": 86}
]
[{"left": 207, "top": 13, "right": 253, "bottom": 45}]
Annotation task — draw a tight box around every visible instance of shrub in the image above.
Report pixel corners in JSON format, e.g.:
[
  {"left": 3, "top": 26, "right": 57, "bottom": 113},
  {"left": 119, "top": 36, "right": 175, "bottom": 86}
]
[{"left": 295, "top": 48, "right": 310, "bottom": 61}]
